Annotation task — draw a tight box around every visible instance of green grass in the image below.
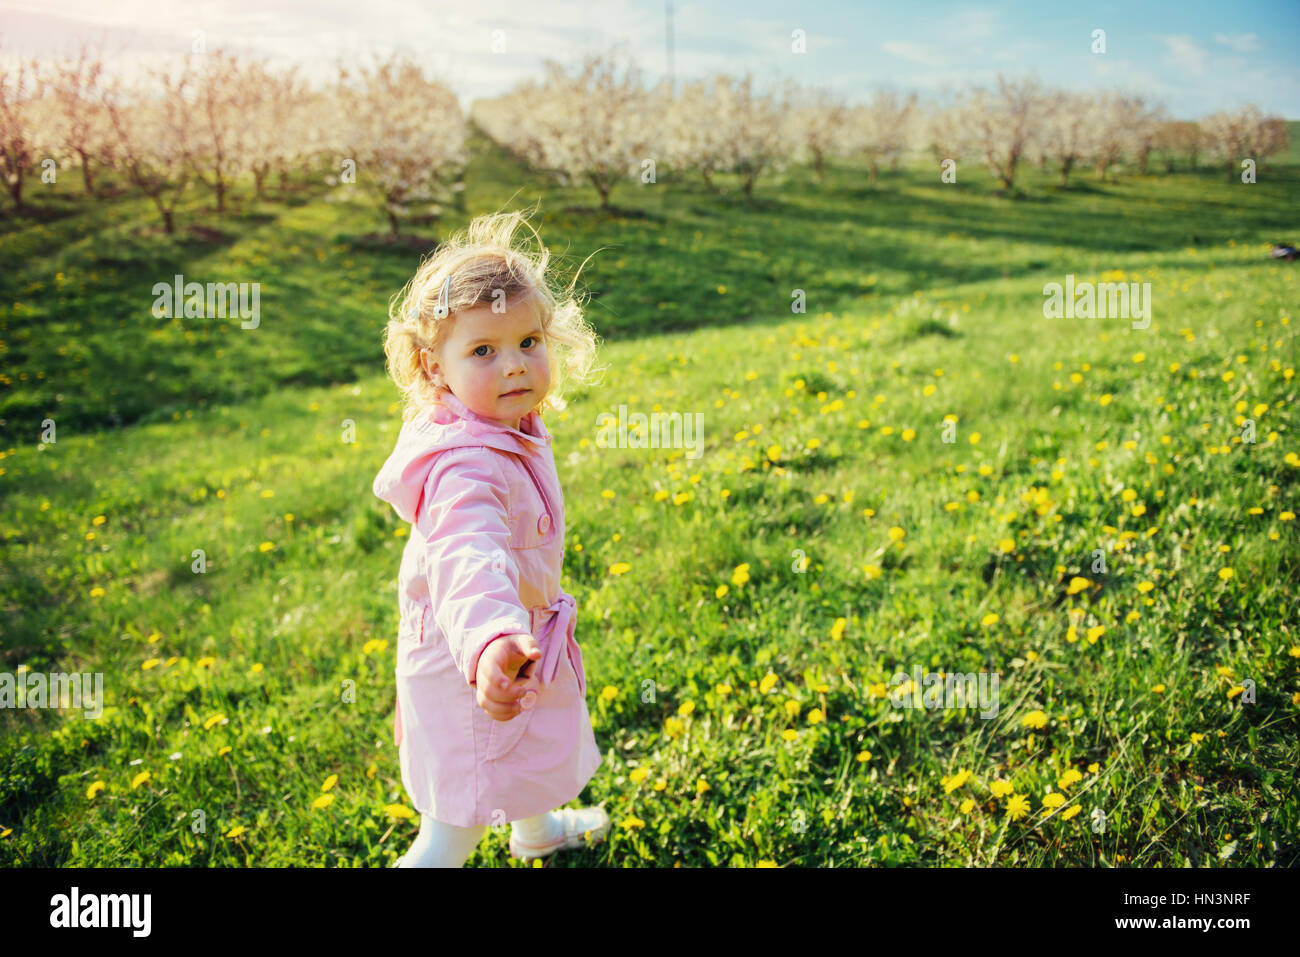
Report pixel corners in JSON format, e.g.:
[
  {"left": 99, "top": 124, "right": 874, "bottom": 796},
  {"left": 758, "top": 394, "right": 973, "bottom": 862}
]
[{"left": 1, "top": 133, "right": 1298, "bottom": 866}]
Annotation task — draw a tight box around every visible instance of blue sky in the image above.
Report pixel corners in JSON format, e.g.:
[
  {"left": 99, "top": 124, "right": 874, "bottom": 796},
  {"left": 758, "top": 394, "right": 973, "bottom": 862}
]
[{"left": 2, "top": 0, "right": 1296, "bottom": 117}]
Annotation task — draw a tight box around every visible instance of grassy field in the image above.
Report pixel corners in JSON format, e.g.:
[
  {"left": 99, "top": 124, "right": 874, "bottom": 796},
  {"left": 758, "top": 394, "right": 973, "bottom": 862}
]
[{"left": 1, "top": 131, "right": 1298, "bottom": 866}]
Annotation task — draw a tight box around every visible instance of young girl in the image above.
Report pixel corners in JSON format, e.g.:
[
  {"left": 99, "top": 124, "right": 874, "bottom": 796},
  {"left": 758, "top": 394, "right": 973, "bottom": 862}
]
[{"left": 373, "top": 209, "right": 608, "bottom": 867}]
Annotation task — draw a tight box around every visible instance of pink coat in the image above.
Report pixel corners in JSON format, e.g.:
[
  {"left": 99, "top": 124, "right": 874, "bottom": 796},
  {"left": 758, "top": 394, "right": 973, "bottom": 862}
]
[{"left": 372, "top": 390, "right": 602, "bottom": 826}]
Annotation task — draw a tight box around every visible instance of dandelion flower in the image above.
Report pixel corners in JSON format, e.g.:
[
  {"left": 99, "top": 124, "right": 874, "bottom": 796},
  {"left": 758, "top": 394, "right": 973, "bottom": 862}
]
[
  {"left": 989, "top": 779, "right": 1015, "bottom": 798},
  {"left": 1021, "top": 710, "right": 1048, "bottom": 729},
  {"left": 942, "top": 769, "right": 972, "bottom": 794},
  {"left": 1005, "top": 794, "right": 1030, "bottom": 820}
]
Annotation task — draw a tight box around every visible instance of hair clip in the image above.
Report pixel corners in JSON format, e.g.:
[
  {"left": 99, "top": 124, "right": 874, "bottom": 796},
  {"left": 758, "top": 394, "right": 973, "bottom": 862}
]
[{"left": 432, "top": 275, "right": 451, "bottom": 320}]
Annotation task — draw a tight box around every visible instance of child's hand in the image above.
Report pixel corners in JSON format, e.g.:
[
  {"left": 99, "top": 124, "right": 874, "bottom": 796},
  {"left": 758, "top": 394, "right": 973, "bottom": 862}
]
[{"left": 475, "top": 633, "right": 543, "bottom": 721}]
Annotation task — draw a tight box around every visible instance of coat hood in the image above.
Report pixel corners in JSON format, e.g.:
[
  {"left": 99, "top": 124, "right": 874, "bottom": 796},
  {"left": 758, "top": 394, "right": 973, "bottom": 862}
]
[{"left": 372, "top": 389, "right": 552, "bottom": 524}]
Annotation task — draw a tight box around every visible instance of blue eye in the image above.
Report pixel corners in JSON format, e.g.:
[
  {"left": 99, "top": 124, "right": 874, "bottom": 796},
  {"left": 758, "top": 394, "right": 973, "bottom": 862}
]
[{"left": 473, "top": 337, "right": 539, "bottom": 358}]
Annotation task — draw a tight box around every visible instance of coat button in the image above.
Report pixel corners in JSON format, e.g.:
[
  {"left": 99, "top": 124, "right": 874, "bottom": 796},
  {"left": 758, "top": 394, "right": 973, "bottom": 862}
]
[{"left": 538, "top": 514, "right": 550, "bottom": 534}]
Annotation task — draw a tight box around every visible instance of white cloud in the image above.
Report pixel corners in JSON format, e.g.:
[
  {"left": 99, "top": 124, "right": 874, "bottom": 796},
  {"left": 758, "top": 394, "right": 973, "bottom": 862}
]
[
  {"left": 1214, "top": 33, "right": 1260, "bottom": 53},
  {"left": 1158, "top": 34, "right": 1207, "bottom": 76},
  {"left": 882, "top": 41, "right": 949, "bottom": 68}
]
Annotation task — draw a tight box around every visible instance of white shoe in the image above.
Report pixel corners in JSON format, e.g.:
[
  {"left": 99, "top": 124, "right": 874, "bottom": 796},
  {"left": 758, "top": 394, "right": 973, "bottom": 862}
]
[{"left": 509, "top": 806, "right": 610, "bottom": 860}]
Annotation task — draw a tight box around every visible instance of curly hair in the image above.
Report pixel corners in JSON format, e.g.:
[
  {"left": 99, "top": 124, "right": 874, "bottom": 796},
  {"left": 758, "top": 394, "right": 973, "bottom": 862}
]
[{"left": 381, "top": 206, "right": 605, "bottom": 423}]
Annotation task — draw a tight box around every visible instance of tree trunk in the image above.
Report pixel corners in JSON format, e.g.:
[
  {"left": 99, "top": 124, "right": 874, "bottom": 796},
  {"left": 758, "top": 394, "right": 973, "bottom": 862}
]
[
  {"left": 78, "top": 149, "right": 96, "bottom": 196},
  {"left": 1138, "top": 147, "right": 1150, "bottom": 174},
  {"left": 8, "top": 174, "right": 23, "bottom": 212},
  {"left": 1059, "top": 156, "right": 1073, "bottom": 187},
  {"left": 215, "top": 178, "right": 226, "bottom": 213},
  {"left": 162, "top": 208, "right": 175, "bottom": 234},
  {"left": 813, "top": 150, "right": 824, "bottom": 185},
  {"left": 868, "top": 160, "right": 878, "bottom": 187},
  {"left": 387, "top": 207, "right": 400, "bottom": 235},
  {"left": 701, "top": 167, "right": 717, "bottom": 193}
]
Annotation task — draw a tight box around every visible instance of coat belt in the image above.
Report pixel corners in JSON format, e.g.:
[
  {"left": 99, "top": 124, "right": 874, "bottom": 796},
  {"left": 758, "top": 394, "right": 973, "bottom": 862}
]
[{"left": 528, "top": 591, "right": 586, "bottom": 698}]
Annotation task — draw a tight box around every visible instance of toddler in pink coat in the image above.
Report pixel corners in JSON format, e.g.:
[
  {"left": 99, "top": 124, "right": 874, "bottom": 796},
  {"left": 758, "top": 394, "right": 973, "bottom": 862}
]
[{"left": 373, "top": 209, "right": 608, "bottom": 866}]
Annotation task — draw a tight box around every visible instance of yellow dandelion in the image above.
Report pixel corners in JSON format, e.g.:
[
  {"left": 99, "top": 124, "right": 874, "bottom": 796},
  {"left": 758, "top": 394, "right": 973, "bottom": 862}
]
[
  {"left": 130, "top": 770, "right": 151, "bottom": 790},
  {"left": 321, "top": 774, "right": 338, "bottom": 792},
  {"left": 311, "top": 794, "right": 334, "bottom": 810},
  {"left": 807, "top": 708, "right": 825, "bottom": 724},
  {"left": 1042, "top": 792, "right": 1065, "bottom": 809},
  {"left": 678, "top": 701, "right": 695, "bottom": 717},
  {"left": 942, "top": 769, "right": 972, "bottom": 794},
  {"left": 1058, "top": 768, "right": 1083, "bottom": 788},
  {"left": 86, "top": 780, "right": 106, "bottom": 800},
  {"left": 608, "top": 562, "right": 631, "bottom": 576},
  {"left": 1005, "top": 794, "right": 1030, "bottom": 820},
  {"left": 759, "top": 672, "right": 779, "bottom": 694},
  {"left": 1061, "top": 805, "right": 1082, "bottom": 820},
  {"left": 981, "top": 613, "right": 999, "bottom": 627},
  {"left": 629, "top": 767, "right": 649, "bottom": 784},
  {"left": 1021, "top": 709, "right": 1048, "bottom": 729}
]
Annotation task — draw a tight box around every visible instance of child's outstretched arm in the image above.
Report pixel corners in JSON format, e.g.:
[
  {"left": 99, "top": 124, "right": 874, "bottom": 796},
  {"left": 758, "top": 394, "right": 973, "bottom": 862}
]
[{"left": 421, "top": 447, "right": 540, "bottom": 710}]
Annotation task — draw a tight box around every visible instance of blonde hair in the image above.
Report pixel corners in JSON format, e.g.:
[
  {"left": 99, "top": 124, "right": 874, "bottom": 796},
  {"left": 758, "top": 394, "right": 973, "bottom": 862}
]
[{"left": 381, "top": 206, "right": 605, "bottom": 423}]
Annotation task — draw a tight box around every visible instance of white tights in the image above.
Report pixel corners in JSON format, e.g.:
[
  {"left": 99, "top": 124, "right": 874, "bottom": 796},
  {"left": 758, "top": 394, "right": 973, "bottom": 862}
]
[{"left": 399, "top": 810, "right": 558, "bottom": 867}]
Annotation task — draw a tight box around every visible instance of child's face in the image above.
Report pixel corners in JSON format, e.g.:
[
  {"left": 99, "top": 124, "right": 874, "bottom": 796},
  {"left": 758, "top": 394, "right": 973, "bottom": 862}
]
[{"left": 425, "top": 295, "right": 551, "bottom": 431}]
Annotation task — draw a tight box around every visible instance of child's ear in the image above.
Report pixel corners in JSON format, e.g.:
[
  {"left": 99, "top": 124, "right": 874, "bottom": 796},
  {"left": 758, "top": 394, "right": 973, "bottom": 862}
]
[{"left": 420, "top": 350, "right": 441, "bottom": 387}]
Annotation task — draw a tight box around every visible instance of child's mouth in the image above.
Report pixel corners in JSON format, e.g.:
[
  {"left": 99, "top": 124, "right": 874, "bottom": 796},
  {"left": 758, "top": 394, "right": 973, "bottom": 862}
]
[{"left": 502, "top": 389, "right": 530, "bottom": 397}]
